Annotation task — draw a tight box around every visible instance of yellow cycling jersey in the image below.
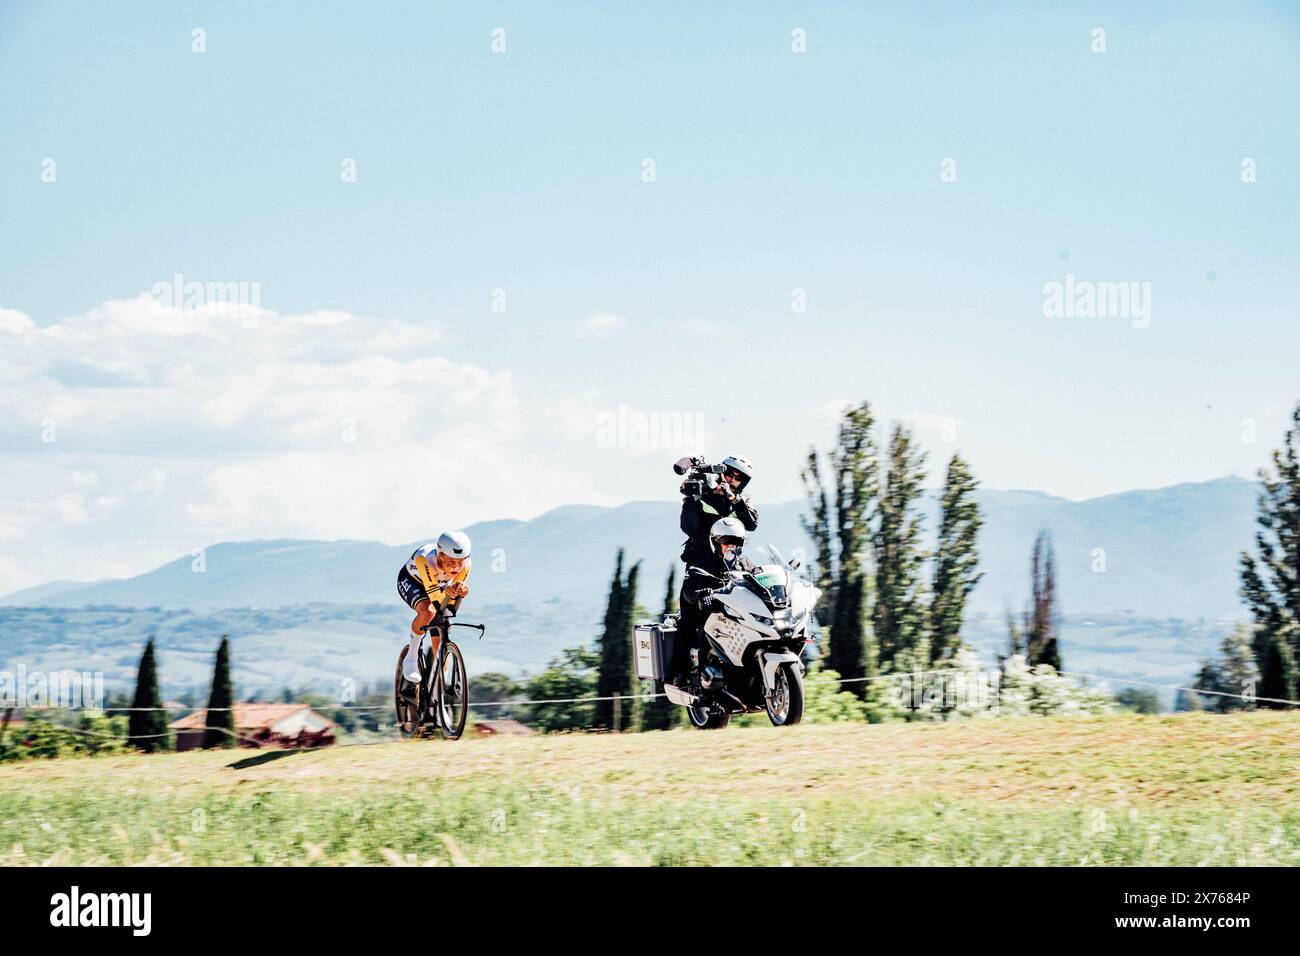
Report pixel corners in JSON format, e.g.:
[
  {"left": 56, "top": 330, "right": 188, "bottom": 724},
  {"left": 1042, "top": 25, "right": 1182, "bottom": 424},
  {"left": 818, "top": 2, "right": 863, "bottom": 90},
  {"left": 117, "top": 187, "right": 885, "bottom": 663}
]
[{"left": 407, "top": 544, "right": 472, "bottom": 612}]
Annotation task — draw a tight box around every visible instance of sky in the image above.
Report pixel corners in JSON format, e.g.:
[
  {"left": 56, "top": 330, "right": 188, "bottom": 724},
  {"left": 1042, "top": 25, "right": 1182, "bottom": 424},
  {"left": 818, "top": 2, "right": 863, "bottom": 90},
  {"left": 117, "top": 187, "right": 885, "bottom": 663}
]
[{"left": 1, "top": 1, "right": 1298, "bottom": 594}]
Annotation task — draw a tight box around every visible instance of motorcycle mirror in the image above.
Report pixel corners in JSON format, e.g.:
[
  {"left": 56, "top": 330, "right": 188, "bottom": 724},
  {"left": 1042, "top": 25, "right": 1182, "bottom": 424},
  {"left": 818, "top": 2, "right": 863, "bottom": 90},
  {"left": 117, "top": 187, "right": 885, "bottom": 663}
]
[{"left": 788, "top": 555, "right": 803, "bottom": 571}]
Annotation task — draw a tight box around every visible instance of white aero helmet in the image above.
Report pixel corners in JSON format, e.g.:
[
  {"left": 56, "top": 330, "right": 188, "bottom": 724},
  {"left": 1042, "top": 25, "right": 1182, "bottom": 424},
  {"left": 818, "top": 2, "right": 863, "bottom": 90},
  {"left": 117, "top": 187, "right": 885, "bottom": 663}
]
[
  {"left": 721, "top": 455, "right": 754, "bottom": 492},
  {"left": 436, "top": 530, "right": 472, "bottom": 561},
  {"left": 709, "top": 516, "right": 747, "bottom": 568}
]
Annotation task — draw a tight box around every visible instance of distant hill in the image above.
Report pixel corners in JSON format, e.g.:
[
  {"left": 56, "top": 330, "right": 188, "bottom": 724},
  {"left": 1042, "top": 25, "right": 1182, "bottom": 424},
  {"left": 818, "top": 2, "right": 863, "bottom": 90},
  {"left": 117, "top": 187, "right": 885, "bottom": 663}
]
[
  {"left": 5, "top": 477, "right": 1260, "bottom": 620},
  {"left": 0, "top": 478, "right": 1260, "bottom": 700}
]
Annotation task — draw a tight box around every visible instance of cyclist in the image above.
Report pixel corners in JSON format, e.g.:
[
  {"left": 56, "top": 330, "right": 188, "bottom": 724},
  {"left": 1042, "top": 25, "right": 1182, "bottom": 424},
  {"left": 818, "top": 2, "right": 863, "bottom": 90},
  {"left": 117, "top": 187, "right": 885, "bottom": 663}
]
[{"left": 397, "top": 531, "right": 472, "bottom": 686}]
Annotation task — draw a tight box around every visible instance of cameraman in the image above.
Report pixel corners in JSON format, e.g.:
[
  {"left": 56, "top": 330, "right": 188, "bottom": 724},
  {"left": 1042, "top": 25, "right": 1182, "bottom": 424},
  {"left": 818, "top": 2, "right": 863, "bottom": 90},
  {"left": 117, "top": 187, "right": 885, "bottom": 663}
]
[{"left": 670, "top": 455, "right": 757, "bottom": 686}]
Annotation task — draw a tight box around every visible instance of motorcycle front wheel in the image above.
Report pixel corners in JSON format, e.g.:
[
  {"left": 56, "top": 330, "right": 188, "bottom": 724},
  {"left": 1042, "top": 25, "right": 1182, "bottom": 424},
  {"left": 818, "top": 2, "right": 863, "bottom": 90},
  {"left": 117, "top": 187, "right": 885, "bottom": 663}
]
[{"left": 765, "top": 662, "right": 805, "bottom": 727}]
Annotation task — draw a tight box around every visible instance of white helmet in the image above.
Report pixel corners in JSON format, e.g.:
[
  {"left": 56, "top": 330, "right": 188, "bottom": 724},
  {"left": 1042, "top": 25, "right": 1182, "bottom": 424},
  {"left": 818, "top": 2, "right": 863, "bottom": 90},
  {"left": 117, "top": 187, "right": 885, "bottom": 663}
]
[
  {"left": 721, "top": 455, "right": 753, "bottom": 492},
  {"left": 436, "top": 530, "right": 472, "bottom": 561},
  {"left": 709, "top": 516, "right": 747, "bottom": 568}
]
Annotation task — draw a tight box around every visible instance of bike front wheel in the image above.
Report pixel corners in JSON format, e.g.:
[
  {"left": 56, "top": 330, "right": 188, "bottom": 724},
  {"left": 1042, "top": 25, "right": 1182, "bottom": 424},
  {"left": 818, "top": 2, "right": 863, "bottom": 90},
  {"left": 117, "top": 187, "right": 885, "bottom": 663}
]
[{"left": 435, "top": 641, "right": 469, "bottom": 740}]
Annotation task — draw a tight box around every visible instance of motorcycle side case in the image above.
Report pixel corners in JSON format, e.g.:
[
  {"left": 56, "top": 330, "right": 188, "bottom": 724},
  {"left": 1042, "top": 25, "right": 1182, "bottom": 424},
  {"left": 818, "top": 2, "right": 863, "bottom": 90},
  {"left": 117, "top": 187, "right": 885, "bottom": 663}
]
[{"left": 633, "top": 621, "right": 676, "bottom": 681}]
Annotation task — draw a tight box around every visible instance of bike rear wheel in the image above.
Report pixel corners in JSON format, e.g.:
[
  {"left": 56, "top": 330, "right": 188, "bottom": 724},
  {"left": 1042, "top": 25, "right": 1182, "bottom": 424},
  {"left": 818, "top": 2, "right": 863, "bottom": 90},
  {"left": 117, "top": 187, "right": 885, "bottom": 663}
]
[
  {"left": 394, "top": 646, "right": 421, "bottom": 738},
  {"left": 435, "top": 641, "right": 469, "bottom": 740}
]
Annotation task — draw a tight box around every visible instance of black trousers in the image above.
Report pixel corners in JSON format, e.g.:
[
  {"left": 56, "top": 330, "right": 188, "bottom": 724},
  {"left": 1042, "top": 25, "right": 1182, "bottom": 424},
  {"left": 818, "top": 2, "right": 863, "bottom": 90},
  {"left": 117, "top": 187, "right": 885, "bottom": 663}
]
[{"left": 670, "top": 584, "right": 705, "bottom": 679}]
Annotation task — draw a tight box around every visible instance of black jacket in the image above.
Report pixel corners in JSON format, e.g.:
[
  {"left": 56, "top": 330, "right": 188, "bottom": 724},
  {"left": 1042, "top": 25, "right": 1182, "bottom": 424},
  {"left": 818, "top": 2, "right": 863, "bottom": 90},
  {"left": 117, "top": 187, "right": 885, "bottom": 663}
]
[
  {"left": 681, "top": 553, "right": 756, "bottom": 603},
  {"left": 679, "top": 487, "right": 758, "bottom": 568}
]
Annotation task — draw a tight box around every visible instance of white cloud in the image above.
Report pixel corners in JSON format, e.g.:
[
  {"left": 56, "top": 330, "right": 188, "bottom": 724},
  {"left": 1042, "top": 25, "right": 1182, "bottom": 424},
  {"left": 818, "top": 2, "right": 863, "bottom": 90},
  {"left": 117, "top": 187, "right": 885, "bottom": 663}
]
[
  {"left": 0, "top": 308, "right": 35, "bottom": 335},
  {"left": 0, "top": 294, "right": 607, "bottom": 594}
]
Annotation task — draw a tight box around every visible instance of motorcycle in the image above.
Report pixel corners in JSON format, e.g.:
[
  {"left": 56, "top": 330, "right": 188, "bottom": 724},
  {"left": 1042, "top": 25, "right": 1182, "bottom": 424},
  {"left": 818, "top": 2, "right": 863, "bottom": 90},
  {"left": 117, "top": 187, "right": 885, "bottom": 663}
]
[{"left": 634, "top": 545, "right": 821, "bottom": 729}]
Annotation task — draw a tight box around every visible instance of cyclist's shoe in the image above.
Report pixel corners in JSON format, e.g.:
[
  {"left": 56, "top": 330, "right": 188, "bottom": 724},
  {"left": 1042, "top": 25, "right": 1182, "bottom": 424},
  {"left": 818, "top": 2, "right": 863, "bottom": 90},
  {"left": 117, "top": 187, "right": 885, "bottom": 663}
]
[
  {"left": 402, "top": 652, "right": 421, "bottom": 684},
  {"left": 397, "top": 677, "right": 419, "bottom": 703}
]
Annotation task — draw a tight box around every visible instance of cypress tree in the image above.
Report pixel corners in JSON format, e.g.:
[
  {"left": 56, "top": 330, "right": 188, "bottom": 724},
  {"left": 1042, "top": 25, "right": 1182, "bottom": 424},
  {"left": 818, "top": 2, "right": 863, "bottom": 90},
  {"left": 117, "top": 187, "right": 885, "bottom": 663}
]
[
  {"left": 128, "top": 638, "right": 171, "bottom": 752},
  {"left": 1239, "top": 403, "right": 1300, "bottom": 706},
  {"left": 802, "top": 401, "right": 879, "bottom": 696},
  {"left": 874, "top": 423, "right": 929, "bottom": 667},
  {"left": 1023, "top": 531, "right": 1062, "bottom": 670},
  {"left": 203, "top": 635, "right": 236, "bottom": 749},
  {"left": 619, "top": 561, "right": 641, "bottom": 731},
  {"left": 640, "top": 565, "right": 680, "bottom": 730},
  {"left": 930, "top": 454, "right": 983, "bottom": 662},
  {"left": 595, "top": 551, "right": 635, "bottom": 730}
]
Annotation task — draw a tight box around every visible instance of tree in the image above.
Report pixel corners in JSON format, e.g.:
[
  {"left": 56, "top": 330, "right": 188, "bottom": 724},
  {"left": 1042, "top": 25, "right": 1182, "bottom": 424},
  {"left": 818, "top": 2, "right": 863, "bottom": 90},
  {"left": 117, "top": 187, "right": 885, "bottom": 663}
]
[
  {"left": 873, "top": 423, "right": 929, "bottom": 668},
  {"left": 1192, "top": 625, "right": 1260, "bottom": 713},
  {"left": 527, "top": 647, "right": 599, "bottom": 732},
  {"left": 640, "top": 566, "right": 681, "bottom": 731},
  {"left": 1004, "top": 607, "right": 1025, "bottom": 660},
  {"left": 1023, "top": 531, "right": 1062, "bottom": 670},
  {"left": 1239, "top": 403, "right": 1300, "bottom": 706},
  {"left": 471, "top": 672, "right": 525, "bottom": 722},
  {"left": 127, "top": 638, "right": 171, "bottom": 752},
  {"left": 800, "top": 667, "right": 870, "bottom": 723},
  {"left": 1114, "top": 688, "right": 1160, "bottom": 714},
  {"left": 802, "top": 401, "right": 879, "bottom": 694},
  {"left": 202, "top": 636, "right": 236, "bottom": 749},
  {"left": 1216, "top": 625, "right": 1261, "bottom": 711},
  {"left": 1174, "top": 689, "right": 1204, "bottom": 712},
  {"left": 1190, "top": 660, "right": 1223, "bottom": 712},
  {"left": 930, "top": 454, "right": 983, "bottom": 662},
  {"left": 595, "top": 551, "right": 640, "bottom": 730},
  {"left": 618, "top": 562, "right": 641, "bottom": 731}
]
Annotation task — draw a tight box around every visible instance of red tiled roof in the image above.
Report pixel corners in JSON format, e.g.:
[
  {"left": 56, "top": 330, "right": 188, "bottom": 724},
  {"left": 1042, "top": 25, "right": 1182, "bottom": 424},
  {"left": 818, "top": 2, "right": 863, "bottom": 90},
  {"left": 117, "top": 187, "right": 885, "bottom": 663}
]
[
  {"left": 473, "top": 719, "right": 533, "bottom": 736},
  {"left": 168, "top": 703, "right": 329, "bottom": 731}
]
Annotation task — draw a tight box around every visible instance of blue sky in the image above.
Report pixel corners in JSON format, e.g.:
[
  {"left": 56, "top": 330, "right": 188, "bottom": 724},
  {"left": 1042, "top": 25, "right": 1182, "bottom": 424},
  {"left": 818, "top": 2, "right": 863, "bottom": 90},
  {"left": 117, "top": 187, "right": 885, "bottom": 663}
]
[{"left": 0, "top": 1, "right": 1298, "bottom": 591}]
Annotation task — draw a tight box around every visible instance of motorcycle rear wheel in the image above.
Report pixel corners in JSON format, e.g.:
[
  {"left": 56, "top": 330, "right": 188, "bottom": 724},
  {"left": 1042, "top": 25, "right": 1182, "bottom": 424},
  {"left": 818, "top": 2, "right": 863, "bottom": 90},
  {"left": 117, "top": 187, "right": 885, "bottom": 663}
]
[{"left": 687, "top": 704, "right": 731, "bottom": 730}]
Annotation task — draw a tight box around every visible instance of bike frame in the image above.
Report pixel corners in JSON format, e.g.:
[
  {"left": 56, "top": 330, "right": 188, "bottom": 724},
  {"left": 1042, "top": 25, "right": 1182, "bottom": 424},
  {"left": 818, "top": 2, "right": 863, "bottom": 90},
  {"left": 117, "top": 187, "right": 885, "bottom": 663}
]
[{"left": 415, "top": 618, "right": 484, "bottom": 736}]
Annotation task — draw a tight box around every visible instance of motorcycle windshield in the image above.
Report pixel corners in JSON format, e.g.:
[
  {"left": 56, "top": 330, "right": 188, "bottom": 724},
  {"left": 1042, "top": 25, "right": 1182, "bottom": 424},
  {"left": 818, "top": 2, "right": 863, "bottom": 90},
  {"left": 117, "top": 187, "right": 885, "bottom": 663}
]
[
  {"left": 747, "top": 548, "right": 791, "bottom": 606},
  {"left": 749, "top": 544, "right": 785, "bottom": 566}
]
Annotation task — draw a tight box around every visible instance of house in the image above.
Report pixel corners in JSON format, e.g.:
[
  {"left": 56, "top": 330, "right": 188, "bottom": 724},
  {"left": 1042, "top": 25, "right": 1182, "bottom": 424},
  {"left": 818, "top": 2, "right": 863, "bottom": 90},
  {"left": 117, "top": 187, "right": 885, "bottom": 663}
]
[
  {"left": 169, "top": 703, "right": 335, "bottom": 751},
  {"left": 473, "top": 719, "right": 533, "bottom": 737}
]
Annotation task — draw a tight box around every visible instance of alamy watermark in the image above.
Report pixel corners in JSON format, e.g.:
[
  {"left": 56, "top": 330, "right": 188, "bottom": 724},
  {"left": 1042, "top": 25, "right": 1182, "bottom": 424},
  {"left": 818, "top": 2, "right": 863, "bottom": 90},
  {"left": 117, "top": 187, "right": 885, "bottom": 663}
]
[
  {"left": 596, "top": 404, "right": 703, "bottom": 450},
  {"left": 151, "top": 272, "right": 263, "bottom": 326},
  {"left": 0, "top": 665, "right": 105, "bottom": 710},
  {"left": 887, "top": 668, "right": 1000, "bottom": 712},
  {"left": 1042, "top": 273, "right": 1151, "bottom": 329}
]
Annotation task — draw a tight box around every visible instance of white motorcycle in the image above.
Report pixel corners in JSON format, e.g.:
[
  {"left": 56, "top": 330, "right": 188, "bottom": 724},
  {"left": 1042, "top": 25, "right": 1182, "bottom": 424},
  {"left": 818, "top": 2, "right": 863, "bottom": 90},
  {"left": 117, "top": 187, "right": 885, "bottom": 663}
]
[{"left": 634, "top": 545, "right": 821, "bottom": 729}]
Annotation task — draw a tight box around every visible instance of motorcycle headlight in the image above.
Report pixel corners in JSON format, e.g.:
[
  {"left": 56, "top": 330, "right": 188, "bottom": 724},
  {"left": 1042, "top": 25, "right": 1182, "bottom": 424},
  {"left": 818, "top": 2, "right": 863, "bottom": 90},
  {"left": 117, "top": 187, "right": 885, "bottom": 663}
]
[{"left": 752, "top": 613, "right": 775, "bottom": 627}]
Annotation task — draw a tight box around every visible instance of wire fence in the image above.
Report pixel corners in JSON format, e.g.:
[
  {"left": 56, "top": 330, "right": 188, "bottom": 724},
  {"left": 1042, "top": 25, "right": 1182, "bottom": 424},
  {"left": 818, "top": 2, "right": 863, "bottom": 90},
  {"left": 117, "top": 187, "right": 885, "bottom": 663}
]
[{"left": 4, "top": 663, "right": 1295, "bottom": 752}]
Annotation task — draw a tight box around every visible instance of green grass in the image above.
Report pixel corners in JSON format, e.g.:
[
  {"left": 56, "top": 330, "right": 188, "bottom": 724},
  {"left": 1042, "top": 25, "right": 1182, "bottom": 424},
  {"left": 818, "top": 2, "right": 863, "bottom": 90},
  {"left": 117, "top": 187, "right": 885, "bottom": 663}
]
[{"left": 2, "top": 713, "right": 1298, "bottom": 865}]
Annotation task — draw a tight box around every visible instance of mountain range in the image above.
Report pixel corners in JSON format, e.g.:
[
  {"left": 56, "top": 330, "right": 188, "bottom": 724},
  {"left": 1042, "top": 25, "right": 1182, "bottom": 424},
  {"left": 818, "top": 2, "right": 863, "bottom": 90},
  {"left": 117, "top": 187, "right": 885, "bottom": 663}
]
[{"left": 0, "top": 477, "right": 1261, "bottom": 701}]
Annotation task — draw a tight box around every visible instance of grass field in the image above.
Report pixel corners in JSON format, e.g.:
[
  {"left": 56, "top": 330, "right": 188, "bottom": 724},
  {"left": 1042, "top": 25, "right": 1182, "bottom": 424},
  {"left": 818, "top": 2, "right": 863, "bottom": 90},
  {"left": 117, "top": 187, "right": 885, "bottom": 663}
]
[{"left": 2, "top": 713, "right": 1298, "bottom": 866}]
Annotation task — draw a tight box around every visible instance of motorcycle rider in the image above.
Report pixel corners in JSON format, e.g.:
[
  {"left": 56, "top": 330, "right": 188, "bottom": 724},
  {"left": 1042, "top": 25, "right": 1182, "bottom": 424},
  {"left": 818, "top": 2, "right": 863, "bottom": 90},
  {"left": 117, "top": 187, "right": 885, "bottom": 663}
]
[
  {"left": 670, "top": 455, "right": 758, "bottom": 686},
  {"left": 396, "top": 530, "right": 472, "bottom": 686}
]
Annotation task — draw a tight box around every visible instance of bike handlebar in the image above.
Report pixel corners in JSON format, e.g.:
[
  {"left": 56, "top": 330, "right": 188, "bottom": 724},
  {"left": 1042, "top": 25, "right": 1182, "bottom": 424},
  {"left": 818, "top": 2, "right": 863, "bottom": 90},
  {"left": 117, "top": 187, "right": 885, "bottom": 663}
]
[{"left": 421, "top": 620, "right": 486, "bottom": 640}]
